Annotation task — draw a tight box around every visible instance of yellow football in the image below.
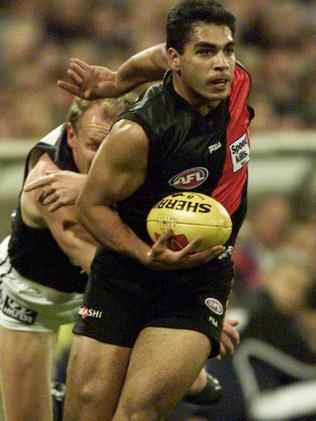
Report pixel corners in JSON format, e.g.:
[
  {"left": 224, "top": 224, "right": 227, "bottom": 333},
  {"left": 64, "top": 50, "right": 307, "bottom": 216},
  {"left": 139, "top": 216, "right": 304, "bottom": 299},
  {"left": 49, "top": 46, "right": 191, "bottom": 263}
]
[{"left": 146, "top": 192, "right": 232, "bottom": 252}]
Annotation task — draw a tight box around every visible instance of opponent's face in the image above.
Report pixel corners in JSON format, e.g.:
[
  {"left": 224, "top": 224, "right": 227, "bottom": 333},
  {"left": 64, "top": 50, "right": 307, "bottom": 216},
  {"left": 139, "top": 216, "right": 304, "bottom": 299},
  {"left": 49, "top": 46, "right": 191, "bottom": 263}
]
[
  {"left": 67, "top": 105, "right": 113, "bottom": 174},
  {"left": 169, "top": 22, "right": 235, "bottom": 111}
]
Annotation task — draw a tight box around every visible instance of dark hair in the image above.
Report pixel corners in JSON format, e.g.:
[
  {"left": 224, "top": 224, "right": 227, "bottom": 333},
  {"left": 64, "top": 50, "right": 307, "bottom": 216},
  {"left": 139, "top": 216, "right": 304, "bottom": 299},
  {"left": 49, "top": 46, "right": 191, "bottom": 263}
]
[{"left": 166, "top": 0, "right": 236, "bottom": 53}]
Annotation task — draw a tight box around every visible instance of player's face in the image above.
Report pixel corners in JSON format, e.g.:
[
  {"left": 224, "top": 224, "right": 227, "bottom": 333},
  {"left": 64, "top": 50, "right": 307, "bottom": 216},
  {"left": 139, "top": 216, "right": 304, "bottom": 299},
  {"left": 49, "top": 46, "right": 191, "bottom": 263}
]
[
  {"left": 67, "top": 105, "right": 112, "bottom": 174},
  {"left": 169, "top": 22, "right": 236, "bottom": 111}
]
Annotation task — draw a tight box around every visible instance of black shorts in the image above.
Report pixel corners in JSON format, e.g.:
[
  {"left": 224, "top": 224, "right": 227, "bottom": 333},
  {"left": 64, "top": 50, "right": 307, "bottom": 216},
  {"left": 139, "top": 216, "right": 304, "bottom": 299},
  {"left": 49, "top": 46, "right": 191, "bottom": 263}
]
[{"left": 73, "top": 248, "right": 233, "bottom": 358}]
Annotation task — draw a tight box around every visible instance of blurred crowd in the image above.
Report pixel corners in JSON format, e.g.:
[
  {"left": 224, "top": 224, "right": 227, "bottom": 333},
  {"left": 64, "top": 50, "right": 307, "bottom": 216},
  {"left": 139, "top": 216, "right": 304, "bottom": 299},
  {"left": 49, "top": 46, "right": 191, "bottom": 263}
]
[
  {"left": 0, "top": 0, "right": 316, "bottom": 139},
  {"left": 233, "top": 194, "right": 316, "bottom": 301},
  {"left": 1, "top": 1, "right": 315, "bottom": 419}
]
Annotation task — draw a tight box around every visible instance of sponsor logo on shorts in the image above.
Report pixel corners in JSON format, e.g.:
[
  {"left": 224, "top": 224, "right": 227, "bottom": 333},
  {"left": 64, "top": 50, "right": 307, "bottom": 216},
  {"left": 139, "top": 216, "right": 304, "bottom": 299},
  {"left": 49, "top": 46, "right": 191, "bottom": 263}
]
[
  {"left": 230, "top": 133, "right": 250, "bottom": 172},
  {"left": 168, "top": 167, "right": 209, "bottom": 189},
  {"left": 218, "top": 245, "right": 234, "bottom": 260},
  {"left": 2, "top": 296, "right": 37, "bottom": 325},
  {"left": 204, "top": 298, "right": 223, "bottom": 315},
  {"left": 79, "top": 305, "right": 102, "bottom": 320}
]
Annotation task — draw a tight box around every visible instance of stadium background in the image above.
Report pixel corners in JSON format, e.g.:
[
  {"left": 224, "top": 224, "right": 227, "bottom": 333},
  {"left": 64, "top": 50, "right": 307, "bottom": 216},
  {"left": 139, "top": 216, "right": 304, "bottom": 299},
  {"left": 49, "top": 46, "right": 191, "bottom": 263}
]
[{"left": 0, "top": 1, "right": 315, "bottom": 420}]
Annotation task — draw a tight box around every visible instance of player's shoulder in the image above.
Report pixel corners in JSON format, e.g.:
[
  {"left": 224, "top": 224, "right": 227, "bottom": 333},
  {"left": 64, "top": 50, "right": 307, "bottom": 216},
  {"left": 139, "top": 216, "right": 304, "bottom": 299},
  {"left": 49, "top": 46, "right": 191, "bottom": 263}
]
[
  {"left": 115, "top": 81, "right": 168, "bottom": 141},
  {"left": 230, "top": 62, "right": 252, "bottom": 102},
  {"left": 36, "top": 124, "right": 65, "bottom": 147},
  {"left": 125, "top": 81, "right": 165, "bottom": 114},
  {"left": 233, "top": 62, "right": 252, "bottom": 86},
  {"left": 107, "top": 119, "right": 150, "bottom": 161},
  {"left": 26, "top": 124, "right": 65, "bottom": 168},
  {"left": 28, "top": 152, "right": 58, "bottom": 180}
]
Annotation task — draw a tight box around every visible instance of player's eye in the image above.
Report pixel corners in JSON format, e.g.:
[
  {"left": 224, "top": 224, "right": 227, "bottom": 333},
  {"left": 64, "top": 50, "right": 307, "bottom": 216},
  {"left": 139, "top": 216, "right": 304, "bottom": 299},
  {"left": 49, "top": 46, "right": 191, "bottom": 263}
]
[
  {"left": 197, "top": 48, "right": 216, "bottom": 56},
  {"left": 225, "top": 46, "right": 235, "bottom": 55}
]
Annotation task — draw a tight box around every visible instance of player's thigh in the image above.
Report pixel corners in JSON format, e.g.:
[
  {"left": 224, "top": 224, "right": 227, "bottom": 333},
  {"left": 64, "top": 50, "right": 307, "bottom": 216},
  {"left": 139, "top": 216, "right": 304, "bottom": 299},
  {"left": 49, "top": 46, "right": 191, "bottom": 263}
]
[
  {"left": 115, "top": 327, "right": 211, "bottom": 414},
  {"left": 65, "top": 334, "right": 132, "bottom": 408}
]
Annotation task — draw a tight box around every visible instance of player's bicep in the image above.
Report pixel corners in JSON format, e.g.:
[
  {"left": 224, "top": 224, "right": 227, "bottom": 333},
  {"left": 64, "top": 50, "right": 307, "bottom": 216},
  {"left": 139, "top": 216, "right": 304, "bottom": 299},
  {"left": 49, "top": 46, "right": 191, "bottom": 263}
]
[
  {"left": 80, "top": 119, "right": 149, "bottom": 207},
  {"left": 37, "top": 198, "right": 78, "bottom": 244}
]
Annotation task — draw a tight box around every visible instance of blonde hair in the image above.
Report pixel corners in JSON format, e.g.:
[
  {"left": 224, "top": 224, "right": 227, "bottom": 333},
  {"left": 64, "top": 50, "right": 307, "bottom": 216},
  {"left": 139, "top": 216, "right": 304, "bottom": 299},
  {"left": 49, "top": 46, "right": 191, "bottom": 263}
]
[{"left": 67, "top": 92, "right": 138, "bottom": 132}]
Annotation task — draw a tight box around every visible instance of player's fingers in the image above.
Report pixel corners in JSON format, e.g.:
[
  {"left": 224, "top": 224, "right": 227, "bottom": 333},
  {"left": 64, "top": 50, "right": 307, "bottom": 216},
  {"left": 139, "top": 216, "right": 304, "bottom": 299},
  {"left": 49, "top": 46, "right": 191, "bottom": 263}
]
[
  {"left": 24, "top": 178, "right": 51, "bottom": 192},
  {"left": 178, "top": 236, "right": 202, "bottom": 257},
  {"left": 37, "top": 189, "right": 46, "bottom": 204},
  {"left": 218, "top": 343, "right": 225, "bottom": 358},
  {"left": 57, "top": 80, "right": 80, "bottom": 95},
  {"left": 67, "top": 69, "right": 83, "bottom": 85},
  {"left": 42, "top": 192, "right": 59, "bottom": 206},
  {"left": 48, "top": 201, "right": 62, "bottom": 212},
  {"left": 38, "top": 188, "right": 56, "bottom": 203},
  {"left": 209, "top": 245, "right": 226, "bottom": 256},
  {"left": 225, "top": 318, "right": 239, "bottom": 327},
  {"left": 47, "top": 200, "right": 65, "bottom": 212},
  {"left": 150, "top": 229, "right": 175, "bottom": 259},
  {"left": 193, "top": 245, "right": 225, "bottom": 261},
  {"left": 70, "top": 57, "right": 90, "bottom": 69},
  {"left": 154, "top": 228, "right": 172, "bottom": 247},
  {"left": 45, "top": 170, "right": 59, "bottom": 175},
  {"left": 220, "top": 333, "right": 235, "bottom": 354},
  {"left": 222, "top": 323, "right": 240, "bottom": 346},
  {"left": 69, "top": 62, "right": 86, "bottom": 79},
  {"left": 83, "top": 88, "right": 94, "bottom": 99}
]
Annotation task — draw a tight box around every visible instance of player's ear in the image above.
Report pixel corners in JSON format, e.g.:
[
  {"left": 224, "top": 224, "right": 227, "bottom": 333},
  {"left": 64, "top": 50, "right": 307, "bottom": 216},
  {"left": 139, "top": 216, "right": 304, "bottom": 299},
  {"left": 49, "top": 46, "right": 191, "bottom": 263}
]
[
  {"left": 168, "top": 48, "right": 181, "bottom": 73},
  {"left": 66, "top": 122, "right": 76, "bottom": 148}
]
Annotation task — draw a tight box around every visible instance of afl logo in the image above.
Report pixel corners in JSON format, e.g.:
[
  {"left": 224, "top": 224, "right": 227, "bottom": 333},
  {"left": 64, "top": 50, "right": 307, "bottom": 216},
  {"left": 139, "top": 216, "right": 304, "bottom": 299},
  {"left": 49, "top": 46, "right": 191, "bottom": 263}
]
[
  {"left": 204, "top": 298, "right": 223, "bottom": 315},
  {"left": 168, "top": 167, "right": 209, "bottom": 190}
]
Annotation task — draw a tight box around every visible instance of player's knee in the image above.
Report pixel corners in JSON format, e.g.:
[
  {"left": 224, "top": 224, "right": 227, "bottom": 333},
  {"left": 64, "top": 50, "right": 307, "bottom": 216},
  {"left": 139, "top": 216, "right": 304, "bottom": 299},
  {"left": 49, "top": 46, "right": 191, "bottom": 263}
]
[
  {"left": 118, "top": 405, "right": 161, "bottom": 421},
  {"left": 118, "top": 394, "right": 170, "bottom": 420},
  {"left": 13, "top": 350, "right": 40, "bottom": 376},
  {"left": 67, "top": 381, "right": 96, "bottom": 406}
]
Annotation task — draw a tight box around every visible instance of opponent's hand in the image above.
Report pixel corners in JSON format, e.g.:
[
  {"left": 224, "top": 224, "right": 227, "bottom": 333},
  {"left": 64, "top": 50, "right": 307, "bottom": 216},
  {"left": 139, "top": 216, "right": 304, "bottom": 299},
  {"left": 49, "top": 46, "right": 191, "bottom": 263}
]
[
  {"left": 24, "top": 170, "right": 86, "bottom": 211},
  {"left": 57, "top": 58, "right": 118, "bottom": 99},
  {"left": 146, "top": 228, "right": 225, "bottom": 271},
  {"left": 218, "top": 318, "right": 240, "bottom": 358}
]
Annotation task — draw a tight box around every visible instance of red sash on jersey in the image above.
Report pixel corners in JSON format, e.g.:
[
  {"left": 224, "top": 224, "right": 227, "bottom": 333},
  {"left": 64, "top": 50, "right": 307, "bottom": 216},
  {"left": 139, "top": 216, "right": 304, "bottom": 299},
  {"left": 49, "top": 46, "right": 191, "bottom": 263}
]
[{"left": 212, "top": 65, "right": 252, "bottom": 215}]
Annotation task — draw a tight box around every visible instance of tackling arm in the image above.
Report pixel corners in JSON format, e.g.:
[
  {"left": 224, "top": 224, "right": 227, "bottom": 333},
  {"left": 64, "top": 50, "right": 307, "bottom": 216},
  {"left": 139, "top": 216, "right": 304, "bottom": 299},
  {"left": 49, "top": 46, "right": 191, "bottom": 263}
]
[{"left": 21, "top": 155, "right": 97, "bottom": 274}]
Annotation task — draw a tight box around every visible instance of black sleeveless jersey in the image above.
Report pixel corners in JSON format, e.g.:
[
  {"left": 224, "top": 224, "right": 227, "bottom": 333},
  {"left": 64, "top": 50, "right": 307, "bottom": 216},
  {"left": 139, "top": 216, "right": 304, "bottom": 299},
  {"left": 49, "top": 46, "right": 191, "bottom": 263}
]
[
  {"left": 8, "top": 125, "right": 87, "bottom": 293},
  {"left": 115, "top": 66, "right": 253, "bottom": 266}
]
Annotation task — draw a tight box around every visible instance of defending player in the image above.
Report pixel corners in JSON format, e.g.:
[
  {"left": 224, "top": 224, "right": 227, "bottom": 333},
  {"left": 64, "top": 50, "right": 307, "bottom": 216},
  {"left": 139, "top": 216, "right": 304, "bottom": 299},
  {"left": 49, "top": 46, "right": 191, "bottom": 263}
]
[{"left": 0, "top": 94, "right": 136, "bottom": 421}]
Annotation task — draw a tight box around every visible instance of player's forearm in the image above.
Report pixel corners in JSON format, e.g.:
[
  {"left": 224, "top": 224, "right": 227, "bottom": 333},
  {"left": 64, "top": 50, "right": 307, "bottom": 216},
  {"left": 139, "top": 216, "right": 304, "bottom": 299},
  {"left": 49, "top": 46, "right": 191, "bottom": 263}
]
[
  {"left": 115, "top": 43, "right": 168, "bottom": 93},
  {"left": 76, "top": 203, "right": 151, "bottom": 264},
  {"left": 67, "top": 245, "right": 95, "bottom": 274}
]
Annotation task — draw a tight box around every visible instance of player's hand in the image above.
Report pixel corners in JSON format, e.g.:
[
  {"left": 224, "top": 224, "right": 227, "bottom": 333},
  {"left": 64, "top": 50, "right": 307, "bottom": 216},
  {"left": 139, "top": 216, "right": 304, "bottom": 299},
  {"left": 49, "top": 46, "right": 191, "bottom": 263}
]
[
  {"left": 57, "top": 58, "right": 119, "bottom": 99},
  {"left": 146, "top": 228, "right": 225, "bottom": 271},
  {"left": 24, "top": 170, "right": 86, "bottom": 211},
  {"left": 218, "top": 318, "right": 240, "bottom": 358}
]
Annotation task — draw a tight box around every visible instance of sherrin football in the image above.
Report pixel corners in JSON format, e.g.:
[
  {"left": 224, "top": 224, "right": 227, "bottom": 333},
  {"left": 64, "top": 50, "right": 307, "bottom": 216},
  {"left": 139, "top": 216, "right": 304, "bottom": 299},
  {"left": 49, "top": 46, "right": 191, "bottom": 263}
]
[{"left": 146, "top": 192, "right": 232, "bottom": 252}]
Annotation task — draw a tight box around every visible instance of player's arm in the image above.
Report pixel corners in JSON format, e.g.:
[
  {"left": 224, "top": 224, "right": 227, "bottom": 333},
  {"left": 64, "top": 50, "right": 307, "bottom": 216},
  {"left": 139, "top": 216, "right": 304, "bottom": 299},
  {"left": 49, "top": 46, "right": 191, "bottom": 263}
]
[
  {"left": 76, "top": 120, "right": 224, "bottom": 271},
  {"left": 21, "top": 155, "right": 97, "bottom": 274},
  {"left": 57, "top": 43, "right": 168, "bottom": 99},
  {"left": 24, "top": 170, "right": 87, "bottom": 211}
]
